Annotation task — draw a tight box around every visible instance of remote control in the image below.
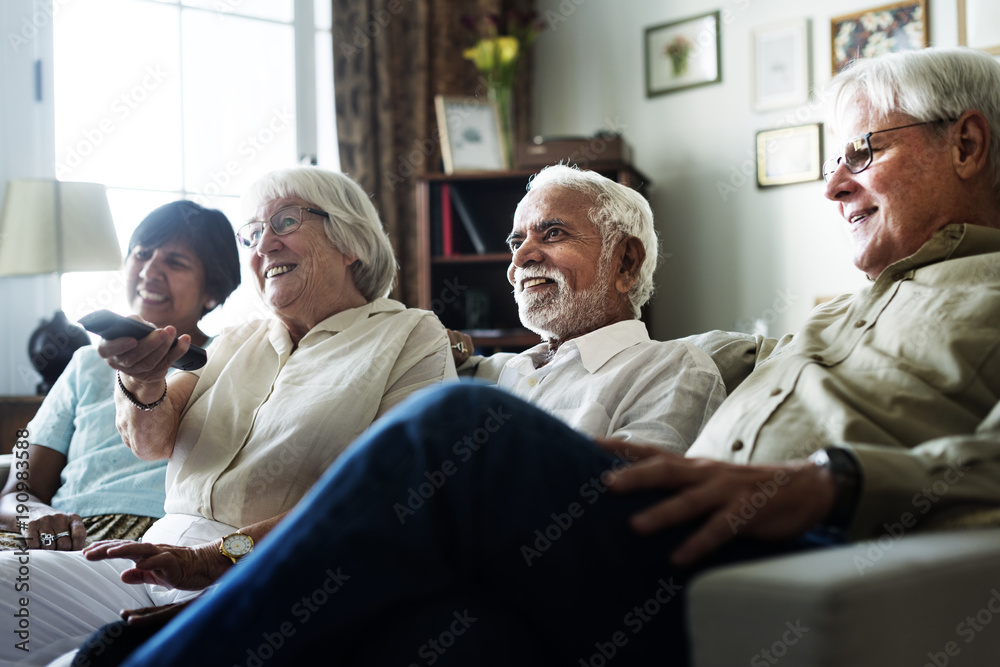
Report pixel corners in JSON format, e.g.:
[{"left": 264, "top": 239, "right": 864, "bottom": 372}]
[{"left": 78, "top": 309, "right": 207, "bottom": 371}]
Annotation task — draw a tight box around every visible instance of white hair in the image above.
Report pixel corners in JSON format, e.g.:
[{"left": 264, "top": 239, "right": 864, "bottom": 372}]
[
  {"left": 827, "top": 47, "right": 1000, "bottom": 203},
  {"left": 244, "top": 167, "right": 398, "bottom": 301},
  {"left": 519, "top": 165, "right": 659, "bottom": 318}
]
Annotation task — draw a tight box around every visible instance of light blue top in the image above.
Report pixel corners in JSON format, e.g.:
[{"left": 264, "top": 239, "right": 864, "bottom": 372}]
[{"left": 25, "top": 345, "right": 169, "bottom": 519}]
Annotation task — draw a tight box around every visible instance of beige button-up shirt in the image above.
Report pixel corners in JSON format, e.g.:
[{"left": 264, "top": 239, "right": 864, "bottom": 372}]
[
  {"left": 165, "top": 298, "right": 455, "bottom": 528},
  {"left": 687, "top": 224, "right": 1000, "bottom": 538}
]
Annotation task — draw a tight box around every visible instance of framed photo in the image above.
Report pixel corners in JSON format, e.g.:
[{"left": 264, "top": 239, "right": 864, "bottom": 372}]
[
  {"left": 434, "top": 96, "right": 507, "bottom": 174},
  {"left": 645, "top": 11, "right": 721, "bottom": 97},
  {"left": 958, "top": 0, "right": 1000, "bottom": 55},
  {"left": 831, "top": 1, "right": 927, "bottom": 75},
  {"left": 756, "top": 123, "right": 823, "bottom": 188},
  {"left": 753, "top": 18, "right": 811, "bottom": 112}
]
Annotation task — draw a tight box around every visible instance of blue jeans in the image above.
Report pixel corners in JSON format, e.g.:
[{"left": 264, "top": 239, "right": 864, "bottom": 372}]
[{"left": 117, "top": 384, "right": 815, "bottom": 666}]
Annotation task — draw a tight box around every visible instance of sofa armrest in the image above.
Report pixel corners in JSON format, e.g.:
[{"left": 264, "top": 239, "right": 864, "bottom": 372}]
[{"left": 688, "top": 529, "right": 1000, "bottom": 667}]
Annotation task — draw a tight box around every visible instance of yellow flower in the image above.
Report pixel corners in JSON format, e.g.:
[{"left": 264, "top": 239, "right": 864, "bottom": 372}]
[
  {"left": 463, "top": 37, "right": 521, "bottom": 73},
  {"left": 495, "top": 36, "right": 519, "bottom": 65}
]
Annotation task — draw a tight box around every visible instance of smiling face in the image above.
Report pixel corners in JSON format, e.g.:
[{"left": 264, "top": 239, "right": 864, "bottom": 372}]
[
  {"left": 125, "top": 238, "right": 213, "bottom": 339},
  {"left": 506, "top": 185, "right": 626, "bottom": 343},
  {"left": 824, "top": 104, "right": 960, "bottom": 278},
  {"left": 248, "top": 197, "right": 366, "bottom": 342}
]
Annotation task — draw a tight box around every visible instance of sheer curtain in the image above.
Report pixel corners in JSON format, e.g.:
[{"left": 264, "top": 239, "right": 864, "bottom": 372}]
[{"left": 331, "top": 0, "right": 534, "bottom": 306}]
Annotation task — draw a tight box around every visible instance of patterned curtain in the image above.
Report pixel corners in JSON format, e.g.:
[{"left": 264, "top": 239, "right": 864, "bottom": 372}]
[{"left": 331, "top": 0, "right": 534, "bottom": 307}]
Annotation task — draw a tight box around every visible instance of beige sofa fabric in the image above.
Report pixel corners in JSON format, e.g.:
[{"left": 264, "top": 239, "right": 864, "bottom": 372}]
[{"left": 688, "top": 529, "right": 1000, "bottom": 666}]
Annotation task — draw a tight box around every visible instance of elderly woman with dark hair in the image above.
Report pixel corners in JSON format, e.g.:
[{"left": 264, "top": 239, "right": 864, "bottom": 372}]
[
  {"left": 0, "top": 200, "right": 240, "bottom": 552},
  {"left": 0, "top": 167, "right": 455, "bottom": 665}
]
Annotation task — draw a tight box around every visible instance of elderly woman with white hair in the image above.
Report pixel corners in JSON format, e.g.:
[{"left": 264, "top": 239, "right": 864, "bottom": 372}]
[{"left": 0, "top": 167, "right": 456, "bottom": 664}]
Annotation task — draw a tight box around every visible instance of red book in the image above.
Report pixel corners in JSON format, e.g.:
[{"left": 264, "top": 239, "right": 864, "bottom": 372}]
[{"left": 440, "top": 183, "right": 453, "bottom": 256}]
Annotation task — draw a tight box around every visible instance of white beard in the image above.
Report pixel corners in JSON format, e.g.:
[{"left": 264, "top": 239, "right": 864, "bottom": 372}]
[{"left": 514, "top": 266, "right": 615, "bottom": 342}]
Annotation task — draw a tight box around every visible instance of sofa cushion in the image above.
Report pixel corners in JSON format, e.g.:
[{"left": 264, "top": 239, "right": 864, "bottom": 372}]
[{"left": 688, "top": 529, "right": 1000, "bottom": 667}]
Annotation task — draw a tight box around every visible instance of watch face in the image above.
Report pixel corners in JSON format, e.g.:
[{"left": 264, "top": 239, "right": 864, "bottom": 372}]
[{"left": 223, "top": 533, "right": 254, "bottom": 557}]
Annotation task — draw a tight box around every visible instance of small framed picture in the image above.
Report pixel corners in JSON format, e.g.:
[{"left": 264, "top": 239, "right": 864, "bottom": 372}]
[
  {"left": 958, "top": 0, "right": 1000, "bottom": 55},
  {"left": 756, "top": 123, "right": 823, "bottom": 188},
  {"left": 645, "top": 11, "right": 721, "bottom": 97},
  {"left": 752, "top": 19, "right": 811, "bottom": 112},
  {"left": 434, "top": 96, "right": 507, "bottom": 174},
  {"left": 831, "top": 1, "right": 927, "bottom": 75}
]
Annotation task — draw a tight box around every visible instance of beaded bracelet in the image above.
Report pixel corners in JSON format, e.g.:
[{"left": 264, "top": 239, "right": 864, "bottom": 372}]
[{"left": 116, "top": 370, "right": 167, "bottom": 411}]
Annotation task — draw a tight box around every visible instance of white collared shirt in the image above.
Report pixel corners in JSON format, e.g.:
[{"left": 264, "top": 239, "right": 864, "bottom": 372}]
[
  {"left": 164, "top": 298, "right": 455, "bottom": 528},
  {"left": 496, "top": 320, "right": 727, "bottom": 452}
]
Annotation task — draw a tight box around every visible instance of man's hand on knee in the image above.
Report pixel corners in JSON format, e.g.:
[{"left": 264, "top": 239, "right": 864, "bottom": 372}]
[{"left": 598, "top": 440, "right": 836, "bottom": 566}]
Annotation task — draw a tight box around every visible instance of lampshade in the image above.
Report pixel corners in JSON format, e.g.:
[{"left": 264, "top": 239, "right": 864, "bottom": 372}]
[{"left": 0, "top": 179, "right": 122, "bottom": 276}]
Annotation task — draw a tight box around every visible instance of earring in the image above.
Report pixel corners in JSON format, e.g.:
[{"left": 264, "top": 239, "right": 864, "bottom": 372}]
[{"left": 206, "top": 300, "right": 218, "bottom": 310}]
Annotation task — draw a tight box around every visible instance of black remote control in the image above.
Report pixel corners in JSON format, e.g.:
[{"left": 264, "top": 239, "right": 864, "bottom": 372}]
[{"left": 78, "top": 309, "right": 207, "bottom": 371}]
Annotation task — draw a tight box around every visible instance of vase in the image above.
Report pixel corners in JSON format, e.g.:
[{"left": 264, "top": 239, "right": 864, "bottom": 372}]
[
  {"left": 487, "top": 82, "right": 515, "bottom": 169},
  {"left": 669, "top": 53, "right": 689, "bottom": 77}
]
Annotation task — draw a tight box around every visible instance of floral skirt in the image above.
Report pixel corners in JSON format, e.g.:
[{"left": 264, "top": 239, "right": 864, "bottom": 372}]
[{"left": 0, "top": 514, "right": 157, "bottom": 551}]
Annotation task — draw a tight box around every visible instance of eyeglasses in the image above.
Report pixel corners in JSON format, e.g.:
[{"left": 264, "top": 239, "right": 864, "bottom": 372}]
[
  {"left": 236, "top": 206, "right": 330, "bottom": 249},
  {"left": 822, "top": 119, "right": 957, "bottom": 182}
]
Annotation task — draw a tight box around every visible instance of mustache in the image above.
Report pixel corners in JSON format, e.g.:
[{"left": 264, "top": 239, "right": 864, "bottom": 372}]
[{"left": 512, "top": 267, "right": 566, "bottom": 292}]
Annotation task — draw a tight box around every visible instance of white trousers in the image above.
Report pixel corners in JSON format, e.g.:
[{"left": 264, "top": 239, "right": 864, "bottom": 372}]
[{"left": 0, "top": 514, "right": 235, "bottom": 666}]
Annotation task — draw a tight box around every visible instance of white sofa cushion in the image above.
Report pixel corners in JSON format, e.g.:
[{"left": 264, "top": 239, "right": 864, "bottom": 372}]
[{"left": 688, "top": 529, "right": 1000, "bottom": 667}]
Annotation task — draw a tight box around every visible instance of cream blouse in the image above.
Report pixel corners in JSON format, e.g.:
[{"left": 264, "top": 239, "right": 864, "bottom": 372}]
[{"left": 163, "top": 298, "right": 455, "bottom": 528}]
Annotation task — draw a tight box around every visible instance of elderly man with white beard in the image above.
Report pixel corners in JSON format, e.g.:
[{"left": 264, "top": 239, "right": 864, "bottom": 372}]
[{"left": 457, "top": 165, "right": 726, "bottom": 453}]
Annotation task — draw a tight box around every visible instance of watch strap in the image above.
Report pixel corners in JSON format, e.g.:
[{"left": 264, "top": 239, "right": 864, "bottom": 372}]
[{"left": 810, "top": 447, "right": 862, "bottom": 531}]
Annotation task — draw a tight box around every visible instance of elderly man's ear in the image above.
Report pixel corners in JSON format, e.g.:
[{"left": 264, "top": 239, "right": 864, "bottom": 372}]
[
  {"left": 612, "top": 236, "right": 646, "bottom": 295},
  {"left": 952, "top": 110, "right": 991, "bottom": 181}
]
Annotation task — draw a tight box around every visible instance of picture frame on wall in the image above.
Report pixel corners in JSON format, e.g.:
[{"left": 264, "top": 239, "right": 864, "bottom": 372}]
[
  {"left": 645, "top": 11, "right": 721, "bottom": 97},
  {"left": 831, "top": 1, "right": 927, "bottom": 75},
  {"left": 434, "top": 95, "right": 507, "bottom": 174},
  {"left": 958, "top": 0, "right": 1000, "bottom": 55},
  {"left": 756, "top": 123, "right": 823, "bottom": 188},
  {"left": 752, "top": 18, "right": 811, "bottom": 112}
]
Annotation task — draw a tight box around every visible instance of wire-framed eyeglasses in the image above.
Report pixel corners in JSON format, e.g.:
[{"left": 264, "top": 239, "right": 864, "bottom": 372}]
[
  {"left": 236, "top": 206, "right": 330, "bottom": 249},
  {"left": 822, "top": 119, "right": 957, "bottom": 183}
]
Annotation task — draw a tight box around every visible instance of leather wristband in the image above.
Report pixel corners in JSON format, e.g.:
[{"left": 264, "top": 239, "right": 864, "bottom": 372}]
[
  {"left": 117, "top": 370, "right": 167, "bottom": 411},
  {"left": 809, "top": 447, "right": 862, "bottom": 531}
]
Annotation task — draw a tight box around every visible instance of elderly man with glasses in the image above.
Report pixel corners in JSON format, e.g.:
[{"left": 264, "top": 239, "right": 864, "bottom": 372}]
[{"left": 67, "top": 46, "right": 1000, "bottom": 667}]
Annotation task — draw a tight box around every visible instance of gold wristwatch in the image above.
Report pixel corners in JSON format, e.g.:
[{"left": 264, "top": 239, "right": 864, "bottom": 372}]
[{"left": 220, "top": 532, "right": 255, "bottom": 564}]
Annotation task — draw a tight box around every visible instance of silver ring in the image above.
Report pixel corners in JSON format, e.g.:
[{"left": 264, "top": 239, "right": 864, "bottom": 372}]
[
  {"left": 39, "top": 533, "right": 55, "bottom": 547},
  {"left": 55, "top": 531, "right": 71, "bottom": 540},
  {"left": 451, "top": 342, "right": 468, "bottom": 354}
]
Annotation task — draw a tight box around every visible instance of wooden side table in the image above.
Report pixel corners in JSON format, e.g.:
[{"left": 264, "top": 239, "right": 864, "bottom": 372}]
[{"left": 0, "top": 396, "right": 45, "bottom": 454}]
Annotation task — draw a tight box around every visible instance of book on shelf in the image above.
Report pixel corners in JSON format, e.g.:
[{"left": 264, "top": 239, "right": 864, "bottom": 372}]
[
  {"left": 449, "top": 185, "right": 511, "bottom": 255},
  {"left": 448, "top": 185, "right": 485, "bottom": 254},
  {"left": 430, "top": 181, "right": 442, "bottom": 255},
  {"left": 440, "top": 183, "right": 454, "bottom": 256}
]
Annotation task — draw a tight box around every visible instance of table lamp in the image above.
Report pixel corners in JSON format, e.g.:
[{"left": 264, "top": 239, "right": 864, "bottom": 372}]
[{"left": 0, "top": 179, "right": 123, "bottom": 393}]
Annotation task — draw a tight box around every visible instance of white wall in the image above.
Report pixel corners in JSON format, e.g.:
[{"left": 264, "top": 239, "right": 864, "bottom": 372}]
[
  {"left": 533, "top": 0, "right": 961, "bottom": 339},
  {"left": 0, "top": 0, "right": 58, "bottom": 395}
]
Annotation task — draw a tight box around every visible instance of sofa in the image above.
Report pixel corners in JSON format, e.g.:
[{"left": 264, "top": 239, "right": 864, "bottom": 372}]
[{"left": 688, "top": 528, "right": 1000, "bottom": 666}]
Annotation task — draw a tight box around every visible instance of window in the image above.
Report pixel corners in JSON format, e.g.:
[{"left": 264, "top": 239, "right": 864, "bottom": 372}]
[{"left": 54, "top": 0, "right": 337, "bottom": 332}]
